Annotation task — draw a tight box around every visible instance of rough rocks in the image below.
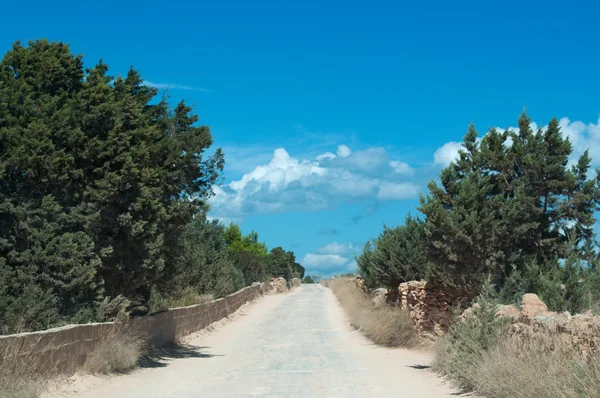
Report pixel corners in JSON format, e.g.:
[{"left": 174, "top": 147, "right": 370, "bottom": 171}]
[
  {"left": 353, "top": 275, "right": 366, "bottom": 291},
  {"left": 465, "top": 294, "right": 600, "bottom": 359},
  {"left": 371, "top": 288, "right": 387, "bottom": 307},
  {"left": 520, "top": 293, "right": 551, "bottom": 319},
  {"left": 389, "top": 281, "right": 472, "bottom": 338},
  {"left": 495, "top": 304, "right": 521, "bottom": 321},
  {"left": 289, "top": 278, "right": 301, "bottom": 289},
  {"left": 507, "top": 311, "right": 600, "bottom": 359},
  {"left": 266, "top": 277, "right": 289, "bottom": 294}
]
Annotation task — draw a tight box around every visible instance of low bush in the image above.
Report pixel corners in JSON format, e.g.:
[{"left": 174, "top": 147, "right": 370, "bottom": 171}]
[
  {"left": 328, "top": 278, "right": 420, "bottom": 348},
  {"left": 433, "top": 293, "right": 509, "bottom": 390},
  {"left": 434, "top": 291, "right": 600, "bottom": 397},
  {"left": 83, "top": 321, "right": 147, "bottom": 374}
]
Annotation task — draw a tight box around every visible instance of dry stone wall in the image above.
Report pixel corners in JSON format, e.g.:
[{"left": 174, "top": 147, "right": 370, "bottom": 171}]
[
  {"left": 490, "top": 294, "right": 600, "bottom": 359},
  {"left": 0, "top": 283, "right": 264, "bottom": 376},
  {"left": 391, "top": 281, "right": 471, "bottom": 338}
]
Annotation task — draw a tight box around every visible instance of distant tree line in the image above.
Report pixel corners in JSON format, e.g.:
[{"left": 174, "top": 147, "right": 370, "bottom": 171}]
[
  {"left": 358, "top": 113, "right": 600, "bottom": 313},
  {"left": 302, "top": 275, "right": 320, "bottom": 284},
  {"left": 0, "top": 40, "right": 301, "bottom": 334}
]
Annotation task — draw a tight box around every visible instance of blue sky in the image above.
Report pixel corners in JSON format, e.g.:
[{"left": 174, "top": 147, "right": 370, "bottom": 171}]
[{"left": 2, "top": 0, "right": 600, "bottom": 277}]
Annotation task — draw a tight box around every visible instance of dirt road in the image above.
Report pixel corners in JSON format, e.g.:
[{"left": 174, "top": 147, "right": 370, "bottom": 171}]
[{"left": 47, "top": 285, "right": 461, "bottom": 397}]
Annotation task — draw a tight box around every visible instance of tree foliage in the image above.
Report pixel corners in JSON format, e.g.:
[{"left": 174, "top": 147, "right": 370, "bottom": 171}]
[
  {"left": 357, "top": 214, "right": 428, "bottom": 289},
  {"left": 0, "top": 40, "right": 227, "bottom": 332},
  {"left": 418, "top": 112, "right": 600, "bottom": 294},
  {"left": 0, "top": 41, "right": 304, "bottom": 333},
  {"left": 266, "top": 247, "right": 300, "bottom": 281}
]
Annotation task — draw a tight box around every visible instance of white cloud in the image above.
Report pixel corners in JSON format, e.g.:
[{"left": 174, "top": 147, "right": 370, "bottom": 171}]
[
  {"left": 316, "top": 242, "right": 357, "bottom": 256},
  {"left": 302, "top": 241, "right": 362, "bottom": 274},
  {"left": 143, "top": 80, "right": 211, "bottom": 92},
  {"left": 302, "top": 253, "right": 350, "bottom": 269},
  {"left": 377, "top": 182, "right": 420, "bottom": 200},
  {"left": 388, "top": 160, "right": 413, "bottom": 175},
  {"left": 337, "top": 144, "right": 352, "bottom": 158},
  {"left": 433, "top": 116, "right": 600, "bottom": 167},
  {"left": 209, "top": 145, "right": 420, "bottom": 218},
  {"left": 316, "top": 152, "right": 336, "bottom": 161},
  {"left": 558, "top": 117, "right": 600, "bottom": 164},
  {"left": 433, "top": 141, "right": 463, "bottom": 166}
]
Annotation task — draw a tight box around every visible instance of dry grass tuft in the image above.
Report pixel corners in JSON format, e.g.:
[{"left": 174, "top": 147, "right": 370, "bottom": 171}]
[
  {"left": 475, "top": 337, "right": 600, "bottom": 398},
  {"left": 0, "top": 337, "right": 47, "bottom": 398},
  {"left": 83, "top": 321, "right": 147, "bottom": 374},
  {"left": 328, "top": 278, "right": 420, "bottom": 348},
  {"left": 434, "top": 298, "right": 600, "bottom": 398}
]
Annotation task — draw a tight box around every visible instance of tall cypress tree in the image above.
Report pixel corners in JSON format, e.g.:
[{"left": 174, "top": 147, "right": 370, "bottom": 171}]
[
  {"left": 419, "top": 112, "right": 600, "bottom": 293},
  {"left": 0, "top": 40, "right": 223, "bottom": 331}
]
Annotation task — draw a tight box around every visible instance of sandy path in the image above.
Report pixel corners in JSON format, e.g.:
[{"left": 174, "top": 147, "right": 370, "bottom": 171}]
[{"left": 45, "top": 285, "right": 462, "bottom": 397}]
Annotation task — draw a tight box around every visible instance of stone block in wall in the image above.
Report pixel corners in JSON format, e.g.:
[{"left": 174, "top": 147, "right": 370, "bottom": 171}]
[{"left": 396, "top": 280, "right": 470, "bottom": 338}]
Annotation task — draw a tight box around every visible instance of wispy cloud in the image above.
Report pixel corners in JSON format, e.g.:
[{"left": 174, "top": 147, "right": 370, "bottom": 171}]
[{"left": 143, "top": 80, "right": 211, "bottom": 93}]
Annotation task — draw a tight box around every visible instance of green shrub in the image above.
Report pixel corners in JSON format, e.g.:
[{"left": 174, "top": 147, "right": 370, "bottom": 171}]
[
  {"left": 433, "top": 286, "right": 510, "bottom": 390},
  {"left": 357, "top": 214, "right": 428, "bottom": 289}
]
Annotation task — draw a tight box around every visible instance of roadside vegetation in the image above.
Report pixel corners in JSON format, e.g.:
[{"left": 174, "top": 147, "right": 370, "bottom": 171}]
[
  {"left": 302, "top": 275, "right": 321, "bottom": 284},
  {"left": 328, "top": 277, "right": 420, "bottom": 348},
  {"left": 0, "top": 39, "right": 305, "bottom": 395},
  {"left": 0, "top": 338, "right": 46, "bottom": 398},
  {"left": 356, "top": 113, "right": 600, "bottom": 396},
  {"left": 433, "top": 288, "right": 600, "bottom": 397},
  {"left": 0, "top": 40, "right": 304, "bottom": 336},
  {"left": 82, "top": 319, "right": 147, "bottom": 374}
]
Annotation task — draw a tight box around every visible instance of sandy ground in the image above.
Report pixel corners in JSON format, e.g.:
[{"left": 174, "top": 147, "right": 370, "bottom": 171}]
[{"left": 44, "top": 285, "right": 464, "bottom": 397}]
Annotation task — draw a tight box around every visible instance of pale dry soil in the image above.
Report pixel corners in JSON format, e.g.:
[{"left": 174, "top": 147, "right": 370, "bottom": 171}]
[{"left": 45, "top": 285, "right": 462, "bottom": 397}]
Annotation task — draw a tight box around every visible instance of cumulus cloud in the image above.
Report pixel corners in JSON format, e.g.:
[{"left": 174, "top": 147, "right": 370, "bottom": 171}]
[
  {"left": 316, "top": 242, "right": 357, "bottom": 255},
  {"left": 433, "top": 141, "right": 463, "bottom": 166},
  {"left": 337, "top": 144, "right": 352, "bottom": 158},
  {"left": 558, "top": 117, "right": 600, "bottom": 164},
  {"left": 301, "top": 242, "right": 361, "bottom": 274},
  {"left": 302, "top": 253, "right": 349, "bottom": 269},
  {"left": 389, "top": 160, "right": 414, "bottom": 175},
  {"left": 433, "top": 116, "right": 600, "bottom": 167},
  {"left": 378, "top": 182, "right": 419, "bottom": 200},
  {"left": 209, "top": 145, "right": 419, "bottom": 218}
]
